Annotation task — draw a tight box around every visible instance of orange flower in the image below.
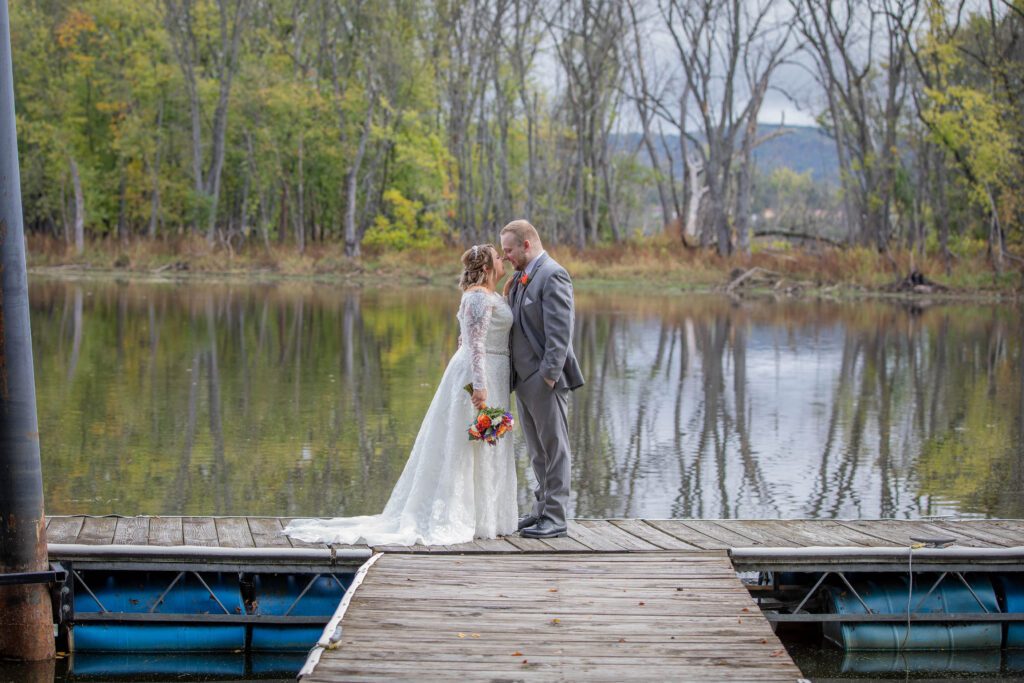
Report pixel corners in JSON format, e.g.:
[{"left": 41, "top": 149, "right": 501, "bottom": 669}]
[
  {"left": 520, "top": 272, "right": 529, "bottom": 286},
  {"left": 477, "top": 414, "right": 492, "bottom": 429},
  {"left": 468, "top": 426, "right": 481, "bottom": 438}
]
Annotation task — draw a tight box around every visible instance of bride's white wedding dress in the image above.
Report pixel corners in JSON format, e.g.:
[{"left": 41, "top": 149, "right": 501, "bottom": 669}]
[{"left": 284, "top": 290, "right": 518, "bottom": 546}]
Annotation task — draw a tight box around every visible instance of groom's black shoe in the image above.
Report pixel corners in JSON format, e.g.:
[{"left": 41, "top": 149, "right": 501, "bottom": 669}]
[
  {"left": 517, "top": 514, "right": 540, "bottom": 531},
  {"left": 520, "top": 518, "right": 567, "bottom": 539}
]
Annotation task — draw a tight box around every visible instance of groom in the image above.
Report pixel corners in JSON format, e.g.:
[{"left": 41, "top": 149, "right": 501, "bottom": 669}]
[{"left": 500, "top": 220, "right": 584, "bottom": 539}]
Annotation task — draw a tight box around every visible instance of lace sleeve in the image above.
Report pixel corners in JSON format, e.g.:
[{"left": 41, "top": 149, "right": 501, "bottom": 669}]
[{"left": 463, "top": 291, "right": 493, "bottom": 391}]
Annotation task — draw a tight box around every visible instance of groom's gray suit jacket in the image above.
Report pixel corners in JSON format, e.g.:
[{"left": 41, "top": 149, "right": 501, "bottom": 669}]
[{"left": 509, "top": 253, "right": 584, "bottom": 392}]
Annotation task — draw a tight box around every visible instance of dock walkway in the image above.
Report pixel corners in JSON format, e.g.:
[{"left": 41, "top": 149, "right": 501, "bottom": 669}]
[
  {"left": 301, "top": 551, "right": 802, "bottom": 682},
  {"left": 44, "top": 516, "right": 1024, "bottom": 553},
  {"left": 45, "top": 517, "right": 1024, "bottom": 681}
]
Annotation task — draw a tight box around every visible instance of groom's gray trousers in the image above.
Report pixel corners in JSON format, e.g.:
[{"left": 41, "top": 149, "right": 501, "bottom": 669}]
[
  {"left": 515, "top": 372, "right": 571, "bottom": 529},
  {"left": 508, "top": 254, "right": 583, "bottom": 530}
]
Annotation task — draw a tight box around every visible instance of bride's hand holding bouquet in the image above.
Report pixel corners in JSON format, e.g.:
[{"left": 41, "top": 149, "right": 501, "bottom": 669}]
[{"left": 464, "top": 384, "right": 514, "bottom": 446}]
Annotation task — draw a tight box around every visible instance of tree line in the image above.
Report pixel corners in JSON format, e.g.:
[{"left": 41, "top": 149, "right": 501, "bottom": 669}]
[{"left": 9, "top": 0, "right": 1023, "bottom": 270}]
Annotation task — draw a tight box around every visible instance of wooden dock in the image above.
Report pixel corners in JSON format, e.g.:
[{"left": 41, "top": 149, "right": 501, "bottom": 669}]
[
  {"left": 44, "top": 516, "right": 1024, "bottom": 681},
  {"left": 301, "top": 552, "right": 803, "bottom": 682},
  {"left": 44, "top": 516, "right": 1024, "bottom": 553}
]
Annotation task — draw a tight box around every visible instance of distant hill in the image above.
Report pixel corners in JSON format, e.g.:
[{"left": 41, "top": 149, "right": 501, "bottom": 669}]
[{"left": 612, "top": 124, "right": 840, "bottom": 186}]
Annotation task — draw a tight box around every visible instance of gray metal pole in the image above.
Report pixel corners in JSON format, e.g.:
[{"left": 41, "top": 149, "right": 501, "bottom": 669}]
[{"left": 0, "top": 0, "right": 54, "bottom": 662}]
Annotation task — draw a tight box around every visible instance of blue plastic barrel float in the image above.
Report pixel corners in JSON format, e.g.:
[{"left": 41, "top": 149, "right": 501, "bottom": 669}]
[
  {"left": 72, "top": 570, "right": 245, "bottom": 652},
  {"left": 839, "top": 649, "right": 1001, "bottom": 674},
  {"left": 250, "top": 651, "right": 314, "bottom": 675},
  {"left": 69, "top": 652, "right": 244, "bottom": 677},
  {"left": 994, "top": 574, "right": 1024, "bottom": 648},
  {"left": 70, "top": 652, "right": 308, "bottom": 677},
  {"left": 250, "top": 573, "right": 350, "bottom": 650},
  {"left": 822, "top": 573, "right": 1001, "bottom": 651}
]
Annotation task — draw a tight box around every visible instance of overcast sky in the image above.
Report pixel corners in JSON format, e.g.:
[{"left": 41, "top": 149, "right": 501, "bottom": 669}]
[{"left": 758, "top": 60, "right": 820, "bottom": 127}]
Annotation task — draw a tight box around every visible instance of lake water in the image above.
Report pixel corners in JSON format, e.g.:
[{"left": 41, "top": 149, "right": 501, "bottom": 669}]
[{"left": 30, "top": 277, "right": 1024, "bottom": 521}]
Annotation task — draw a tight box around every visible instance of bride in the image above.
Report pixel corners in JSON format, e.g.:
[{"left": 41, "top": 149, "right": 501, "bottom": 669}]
[{"left": 284, "top": 245, "right": 518, "bottom": 546}]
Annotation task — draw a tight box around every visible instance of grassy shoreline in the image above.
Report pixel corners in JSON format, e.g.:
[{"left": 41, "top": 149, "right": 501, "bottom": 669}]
[{"left": 26, "top": 235, "right": 1024, "bottom": 302}]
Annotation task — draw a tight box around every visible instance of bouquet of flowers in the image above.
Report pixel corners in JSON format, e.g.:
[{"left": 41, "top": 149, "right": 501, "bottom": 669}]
[{"left": 463, "top": 384, "right": 514, "bottom": 445}]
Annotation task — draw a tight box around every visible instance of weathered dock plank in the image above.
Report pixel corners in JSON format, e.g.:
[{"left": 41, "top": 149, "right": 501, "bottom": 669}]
[
  {"left": 931, "top": 519, "right": 1020, "bottom": 547},
  {"left": 181, "top": 516, "right": 218, "bottom": 547},
  {"left": 837, "top": 519, "right": 948, "bottom": 547},
  {"left": 247, "top": 517, "right": 291, "bottom": 548},
  {"left": 566, "top": 520, "right": 628, "bottom": 551},
  {"left": 608, "top": 519, "right": 701, "bottom": 550},
  {"left": 76, "top": 516, "right": 117, "bottom": 544},
  {"left": 778, "top": 519, "right": 886, "bottom": 547},
  {"left": 504, "top": 535, "right": 553, "bottom": 552},
  {"left": 112, "top": 516, "right": 149, "bottom": 545},
  {"left": 443, "top": 540, "right": 485, "bottom": 552},
  {"left": 215, "top": 516, "right": 255, "bottom": 547},
  {"left": 577, "top": 519, "right": 662, "bottom": 551},
  {"left": 538, "top": 535, "right": 591, "bottom": 552},
  {"left": 46, "top": 516, "right": 84, "bottom": 544},
  {"left": 980, "top": 520, "right": 1024, "bottom": 545},
  {"left": 303, "top": 552, "right": 803, "bottom": 682},
  {"left": 682, "top": 520, "right": 766, "bottom": 548},
  {"left": 714, "top": 520, "right": 801, "bottom": 547},
  {"left": 643, "top": 520, "right": 730, "bottom": 549},
  {"left": 470, "top": 537, "right": 521, "bottom": 553},
  {"left": 147, "top": 516, "right": 183, "bottom": 545}
]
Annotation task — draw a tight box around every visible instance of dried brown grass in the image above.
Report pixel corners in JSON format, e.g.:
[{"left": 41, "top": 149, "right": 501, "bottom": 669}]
[{"left": 24, "top": 234, "right": 1022, "bottom": 293}]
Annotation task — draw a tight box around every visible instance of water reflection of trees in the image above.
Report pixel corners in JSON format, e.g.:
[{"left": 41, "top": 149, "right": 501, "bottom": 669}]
[
  {"left": 32, "top": 281, "right": 461, "bottom": 516},
  {"left": 29, "top": 281, "right": 1024, "bottom": 520},
  {"left": 570, "top": 295, "right": 1024, "bottom": 519}
]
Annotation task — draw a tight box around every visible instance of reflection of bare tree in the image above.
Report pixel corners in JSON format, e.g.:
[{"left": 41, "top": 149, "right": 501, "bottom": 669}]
[
  {"left": 345, "top": 294, "right": 371, "bottom": 485},
  {"left": 115, "top": 285, "right": 127, "bottom": 361},
  {"left": 669, "top": 320, "right": 696, "bottom": 518},
  {"left": 238, "top": 301, "right": 249, "bottom": 415},
  {"left": 683, "top": 315, "right": 731, "bottom": 517},
  {"left": 66, "top": 287, "right": 83, "bottom": 382},
  {"left": 732, "top": 322, "right": 775, "bottom": 515},
  {"left": 570, "top": 313, "right": 617, "bottom": 516},
  {"left": 569, "top": 314, "right": 598, "bottom": 510},
  {"left": 293, "top": 298, "right": 304, "bottom": 412},
  {"left": 875, "top": 330, "right": 895, "bottom": 517},
  {"left": 986, "top": 314, "right": 1005, "bottom": 400},
  {"left": 172, "top": 352, "right": 202, "bottom": 514},
  {"left": 206, "top": 300, "right": 228, "bottom": 513},
  {"left": 807, "top": 320, "right": 912, "bottom": 518},
  {"left": 322, "top": 291, "right": 384, "bottom": 514},
  {"left": 927, "top": 315, "right": 949, "bottom": 437},
  {"left": 672, "top": 320, "right": 690, "bottom": 454},
  {"left": 807, "top": 332, "right": 860, "bottom": 517},
  {"left": 148, "top": 300, "right": 163, "bottom": 441},
  {"left": 619, "top": 319, "right": 673, "bottom": 515},
  {"left": 906, "top": 313, "right": 926, "bottom": 437},
  {"left": 829, "top": 334, "right": 872, "bottom": 517},
  {"left": 256, "top": 298, "right": 269, "bottom": 356},
  {"left": 277, "top": 302, "right": 289, "bottom": 365}
]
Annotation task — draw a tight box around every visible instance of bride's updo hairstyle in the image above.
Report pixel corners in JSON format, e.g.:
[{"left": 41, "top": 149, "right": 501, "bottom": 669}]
[{"left": 459, "top": 244, "right": 495, "bottom": 291}]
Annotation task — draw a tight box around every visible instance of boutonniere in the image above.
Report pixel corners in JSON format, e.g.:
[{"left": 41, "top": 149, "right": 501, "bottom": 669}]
[{"left": 519, "top": 271, "right": 531, "bottom": 287}]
